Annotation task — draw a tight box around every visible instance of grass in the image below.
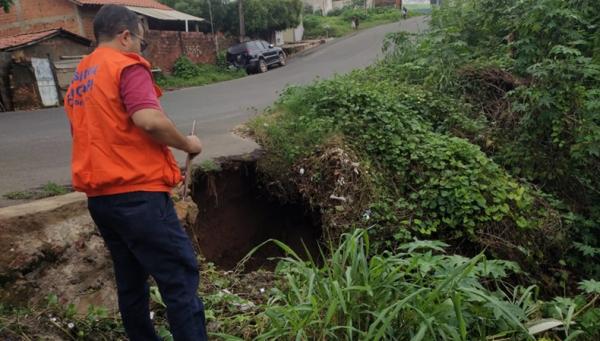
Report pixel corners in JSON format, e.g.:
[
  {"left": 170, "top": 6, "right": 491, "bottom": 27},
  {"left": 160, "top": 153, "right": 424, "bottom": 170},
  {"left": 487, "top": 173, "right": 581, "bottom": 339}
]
[
  {"left": 3, "top": 181, "right": 70, "bottom": 200},
  {"left": 156, "top": 64, "right": 245, "bottom": 90},
  {"left": 1, "top": 231, "right": 599, "bottom": 340},
  {"left": 304, "top": 6, "right": 426, "bottom": 39},
  {"left": 199, "top": 159, "right": 222, "bottom": 172},
  {"left": 405, "top": 3, "right": 433, "bottom": 15},
  {"left": 236, "top": 229, "right": 600, "bottom": 339}
]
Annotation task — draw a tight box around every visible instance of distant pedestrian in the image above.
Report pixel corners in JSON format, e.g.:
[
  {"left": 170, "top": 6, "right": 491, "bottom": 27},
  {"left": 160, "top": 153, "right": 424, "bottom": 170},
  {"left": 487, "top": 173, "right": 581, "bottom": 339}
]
[
  {"left": 355, "top": 16, "right": 360, "bottom": 30},
  {"left": 351, "top": 18, "right": 356, "bottom": 30},
  {"left": 402, "top": 6, "right": 408, "bottom": 19}
]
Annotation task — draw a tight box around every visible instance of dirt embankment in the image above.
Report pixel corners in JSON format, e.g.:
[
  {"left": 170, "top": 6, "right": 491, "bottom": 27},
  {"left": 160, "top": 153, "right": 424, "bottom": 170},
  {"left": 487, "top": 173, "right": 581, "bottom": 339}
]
[
  {"left": 0, "top": 193, "right": 116, "bottom": 314},
  {"left": 0, "top": 152, "right": 322, "bottom": 317}
]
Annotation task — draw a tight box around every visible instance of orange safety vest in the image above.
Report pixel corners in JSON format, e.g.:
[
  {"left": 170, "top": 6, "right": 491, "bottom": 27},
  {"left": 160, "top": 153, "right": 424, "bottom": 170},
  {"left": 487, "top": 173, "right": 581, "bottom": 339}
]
[{"left": 65, "top": 47, "right": 182, "bottom": 197}]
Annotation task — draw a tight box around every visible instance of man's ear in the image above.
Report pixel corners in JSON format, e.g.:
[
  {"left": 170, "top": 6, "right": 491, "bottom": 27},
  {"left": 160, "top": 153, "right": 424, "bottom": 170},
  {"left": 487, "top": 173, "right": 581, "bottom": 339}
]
[{"left": 118, "top": 30, "right": 131, "bottom": 47}]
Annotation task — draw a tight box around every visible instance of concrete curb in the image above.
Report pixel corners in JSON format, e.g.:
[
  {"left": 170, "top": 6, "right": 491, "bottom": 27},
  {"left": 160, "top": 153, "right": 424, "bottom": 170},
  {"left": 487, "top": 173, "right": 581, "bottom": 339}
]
[{"left": 0, "top": 192, "right": 86, "bottom": 219}]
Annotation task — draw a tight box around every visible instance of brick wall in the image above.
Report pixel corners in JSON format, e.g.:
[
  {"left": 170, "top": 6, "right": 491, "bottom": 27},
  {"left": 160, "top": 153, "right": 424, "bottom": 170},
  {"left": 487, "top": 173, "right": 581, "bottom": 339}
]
[
  {"left": 77, "top": 6, "right": 98, "bottom": 40},
  {"left": 144, "top": 30, "right": 236, "bottom": 74},
  {"left": 16, "top": 36, "right": 91, "bottom": 61},
  {"left": 0, "top": 0, "right": 84, "bottom": 37},
  {"left": 374, "top": 0, "right": 399, "bottom": 6}
]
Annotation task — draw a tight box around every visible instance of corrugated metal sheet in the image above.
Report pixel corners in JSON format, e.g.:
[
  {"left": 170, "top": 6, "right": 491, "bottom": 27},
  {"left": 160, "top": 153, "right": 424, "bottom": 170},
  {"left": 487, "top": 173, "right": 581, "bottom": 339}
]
[
  {"left": 72, "top": 0, "right": 171, "bottom": 10},
  {"left": 126, "top": 6, "right": 204, "bottom": 22}
]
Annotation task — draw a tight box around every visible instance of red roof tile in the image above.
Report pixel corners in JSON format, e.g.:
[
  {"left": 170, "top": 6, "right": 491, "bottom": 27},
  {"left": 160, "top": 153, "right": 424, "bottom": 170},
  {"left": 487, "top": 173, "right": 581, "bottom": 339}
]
[
  {"left": 0, "top": 30, "right": 59, "bottom": 50},
  {"left": 0, "top": 29, "right": 91, "bottom": 51},
  {"left": 71, "top": 0, "right": 172, "bottom": 10}
]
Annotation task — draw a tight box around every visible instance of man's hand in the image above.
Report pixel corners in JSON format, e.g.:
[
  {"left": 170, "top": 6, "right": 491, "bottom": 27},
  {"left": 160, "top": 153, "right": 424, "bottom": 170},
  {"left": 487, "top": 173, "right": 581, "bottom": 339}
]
[{"left": 185, "top": 135, "right": 202, "bottom": 158}]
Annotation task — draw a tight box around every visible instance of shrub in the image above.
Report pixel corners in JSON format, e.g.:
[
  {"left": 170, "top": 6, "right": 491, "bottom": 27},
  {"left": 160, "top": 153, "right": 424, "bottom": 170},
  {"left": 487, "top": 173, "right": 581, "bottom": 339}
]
[{"left": 172, "top": 56, "right": 201, "bottom": 79}]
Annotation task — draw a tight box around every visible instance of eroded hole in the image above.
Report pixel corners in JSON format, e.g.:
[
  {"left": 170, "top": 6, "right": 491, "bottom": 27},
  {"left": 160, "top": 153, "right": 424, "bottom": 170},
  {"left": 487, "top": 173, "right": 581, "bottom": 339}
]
[{"left": 189, "top": 154, "right": 322, "bottom": 270}]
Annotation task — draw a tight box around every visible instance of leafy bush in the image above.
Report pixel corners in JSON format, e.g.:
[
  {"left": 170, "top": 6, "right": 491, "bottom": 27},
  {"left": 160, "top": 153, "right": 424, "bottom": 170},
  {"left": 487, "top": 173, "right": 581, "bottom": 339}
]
[
  {"left": 379, "top": 0, "right": 600, "bottom": 279},
  {"left": 159, "top": 57, "right": 245, "bottom": 89},
  {"left": 341, "top": 8, "right": 369, "bottom": 22},
  {"left": 251, "top": 75, "right": 563, "bottom": 259},
  {"left": 172, "top": 56, "right": 201, "bottom": 79}
]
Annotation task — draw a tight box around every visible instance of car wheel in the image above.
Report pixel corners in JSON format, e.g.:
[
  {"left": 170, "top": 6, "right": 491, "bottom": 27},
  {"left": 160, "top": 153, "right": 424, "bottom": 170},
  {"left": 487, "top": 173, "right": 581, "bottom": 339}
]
[
  {"left": 258, "top": 59, "right": 268, "bottom": 73},
  {"left": 278, "top": 52, "right": 286, "bottom": 66}
]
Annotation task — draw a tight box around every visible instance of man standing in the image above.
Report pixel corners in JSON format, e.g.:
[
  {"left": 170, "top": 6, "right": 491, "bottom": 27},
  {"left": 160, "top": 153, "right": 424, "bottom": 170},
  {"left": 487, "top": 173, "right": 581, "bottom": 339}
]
[{"left": 64, "top": 5, "right": 207, "bottom": 340}]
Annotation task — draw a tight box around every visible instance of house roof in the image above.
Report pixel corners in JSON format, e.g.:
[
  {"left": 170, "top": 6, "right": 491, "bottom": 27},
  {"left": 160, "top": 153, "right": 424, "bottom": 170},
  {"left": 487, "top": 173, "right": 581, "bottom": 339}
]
[
  {"left": 126, "top": 6, "right": 204, "bottom": 22},
  {"left": 0, "top": 29, "right": 91, "bottom": 51},
  {"left": 70, "top": 0, "right": 171, "bottom": 10}
]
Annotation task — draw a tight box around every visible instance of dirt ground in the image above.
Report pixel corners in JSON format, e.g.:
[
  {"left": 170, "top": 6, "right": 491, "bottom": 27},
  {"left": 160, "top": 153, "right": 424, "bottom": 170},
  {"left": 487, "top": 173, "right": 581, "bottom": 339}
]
[{"left": 0, "top": 194, "right": 118, "bottom": 315}]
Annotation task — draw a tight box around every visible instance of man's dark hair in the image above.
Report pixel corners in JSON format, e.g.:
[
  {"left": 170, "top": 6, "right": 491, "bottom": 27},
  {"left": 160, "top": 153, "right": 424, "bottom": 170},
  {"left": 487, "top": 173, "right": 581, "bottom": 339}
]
[{"left": 93, "top": 5, "right": 141, "bottom": 43}]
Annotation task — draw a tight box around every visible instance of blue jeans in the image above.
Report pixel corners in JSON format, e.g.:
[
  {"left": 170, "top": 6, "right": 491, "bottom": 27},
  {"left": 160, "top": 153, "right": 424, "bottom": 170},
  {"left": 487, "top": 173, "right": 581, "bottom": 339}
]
[{"left": 88, "top": 191, "right": 207, "bottom": 341}]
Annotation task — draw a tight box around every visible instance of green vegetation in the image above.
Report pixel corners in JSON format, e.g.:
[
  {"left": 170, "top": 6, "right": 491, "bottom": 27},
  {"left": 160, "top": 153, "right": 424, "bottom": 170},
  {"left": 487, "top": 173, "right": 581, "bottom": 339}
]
[
  {"left": 304, "top": 7, "right": 406, "bottom": 39},
  {"left": 256, "top": 230, "right": 600, "bottom": 340},
  {"left": 2, "top": 0, "right": 599, "bottom": 339},
  {"left": 3, "top": 182, "right": 70, "bottom": 200},
  {"left": 405, "top": 3, "right": 433, "bottom": 15},
  {"left": 244, "top": 0, "right": 600, "bottom": 339},
  {"left": 156, "top": 56, "right": 245, "bottom": 90},
  {"left": 1, "top": 0, "right": 13, "bottom": 13},
  {"left": 251, "top": 0, "right": 600, "bottom": 282},
  {"left": 199, "top": 159, "right": 222, "bottom": 172},
  {"left": 4, "top": 234, "right": 598, "bottom": 340},
  {"left": 159, "top": 0, "right": 303, "bottom": 38}
]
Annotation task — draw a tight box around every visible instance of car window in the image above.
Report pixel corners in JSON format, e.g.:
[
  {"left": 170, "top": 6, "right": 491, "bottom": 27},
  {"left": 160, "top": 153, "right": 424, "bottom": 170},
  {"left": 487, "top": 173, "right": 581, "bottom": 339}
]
[
  {"left": 241, "top": 41, "right": 255, "bottom": 52},
  {"left": 228, "top": 43, "right": 247, "bottom": 54}
]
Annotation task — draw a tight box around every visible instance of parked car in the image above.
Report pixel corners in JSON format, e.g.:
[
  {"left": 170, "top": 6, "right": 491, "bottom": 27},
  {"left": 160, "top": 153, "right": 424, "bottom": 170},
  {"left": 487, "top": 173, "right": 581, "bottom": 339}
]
[{"left": 226, "top": 40, "right": 286, "bottom": 74}]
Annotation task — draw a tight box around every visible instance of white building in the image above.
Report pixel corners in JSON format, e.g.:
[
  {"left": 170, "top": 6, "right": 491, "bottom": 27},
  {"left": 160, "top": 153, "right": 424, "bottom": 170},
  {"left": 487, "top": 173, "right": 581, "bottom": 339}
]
[{"left": 303, "top": 0, "right": 333, "bottom": 15}]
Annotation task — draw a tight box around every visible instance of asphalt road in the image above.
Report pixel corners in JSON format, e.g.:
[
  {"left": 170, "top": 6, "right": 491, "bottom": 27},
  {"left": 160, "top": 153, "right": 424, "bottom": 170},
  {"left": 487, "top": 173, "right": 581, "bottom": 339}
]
[{"left": 0, "top": 17, "right": 427, "bottom": 198}]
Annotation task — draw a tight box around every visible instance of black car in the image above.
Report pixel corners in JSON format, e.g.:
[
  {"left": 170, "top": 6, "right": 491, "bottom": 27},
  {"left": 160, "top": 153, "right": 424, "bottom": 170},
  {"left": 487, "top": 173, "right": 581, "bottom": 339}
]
[{"left": 226, "top": 40, "right": 286, "bottom": 74}]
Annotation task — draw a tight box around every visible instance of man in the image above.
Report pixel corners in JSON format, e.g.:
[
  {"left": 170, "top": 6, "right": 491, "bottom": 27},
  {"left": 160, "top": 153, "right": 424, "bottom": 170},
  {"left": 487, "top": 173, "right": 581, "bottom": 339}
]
[{"left": 64, "top": 5, "right": 207, "bottom": 340}]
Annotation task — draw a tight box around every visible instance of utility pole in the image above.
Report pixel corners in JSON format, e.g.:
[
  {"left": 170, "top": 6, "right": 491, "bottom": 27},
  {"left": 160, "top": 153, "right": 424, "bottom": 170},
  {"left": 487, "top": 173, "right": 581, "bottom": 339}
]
[
  {"left": 207, "top": 0, "right": 219, "bottom": 52},
  {"left": 238, "top": 0, "right": 245, "bottom": 43}
]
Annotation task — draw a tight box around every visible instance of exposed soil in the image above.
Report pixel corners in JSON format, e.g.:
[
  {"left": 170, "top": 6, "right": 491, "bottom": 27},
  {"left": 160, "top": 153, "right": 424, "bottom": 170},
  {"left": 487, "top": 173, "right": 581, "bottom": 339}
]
[
  {"left": 189, "top": 151, "right": 322, "bottom": 270},
  {"left": 0, "top": 195, "right": 117, "bottom": 314}
]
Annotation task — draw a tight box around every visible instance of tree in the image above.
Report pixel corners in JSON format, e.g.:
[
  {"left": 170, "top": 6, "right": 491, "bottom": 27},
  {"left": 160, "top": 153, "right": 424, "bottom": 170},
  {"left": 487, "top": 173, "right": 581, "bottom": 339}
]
[
  {"left": 2, "top": 0, "right": 13, "bottom": 13},
  {"left": 159, "top": 0, "right": 236, "bottom": 33},
  {"left": 159, "top": 0, "right": 303, "bottom": 39},
  {"left": 237, "top": 0, "right": 303, "bottom": 38}
]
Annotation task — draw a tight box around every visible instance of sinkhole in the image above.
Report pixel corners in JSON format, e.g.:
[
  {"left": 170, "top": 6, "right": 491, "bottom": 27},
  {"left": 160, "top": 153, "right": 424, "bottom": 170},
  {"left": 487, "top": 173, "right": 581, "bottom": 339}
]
[{"left": 188, "top": 153, "right": 322, "bottom": 270}]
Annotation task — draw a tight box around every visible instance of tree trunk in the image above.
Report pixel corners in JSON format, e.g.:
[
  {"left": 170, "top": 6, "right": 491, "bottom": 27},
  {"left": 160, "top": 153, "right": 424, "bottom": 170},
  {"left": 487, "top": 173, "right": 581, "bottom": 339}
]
[{"left": 239, "top": 0, "right": 245, "bottom": 42}]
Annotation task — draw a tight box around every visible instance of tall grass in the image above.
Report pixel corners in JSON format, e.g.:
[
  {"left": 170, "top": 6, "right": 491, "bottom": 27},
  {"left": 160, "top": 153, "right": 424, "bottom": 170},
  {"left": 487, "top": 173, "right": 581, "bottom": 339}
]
[
  {"left": 251, "top": 229, "right": 597, "bottom": 340},
  {"left": 304, "top": 7, "right": 404, "bottom": 39},
  {"left": 156, "top": 63, "right": 244, "bottom": 90}
]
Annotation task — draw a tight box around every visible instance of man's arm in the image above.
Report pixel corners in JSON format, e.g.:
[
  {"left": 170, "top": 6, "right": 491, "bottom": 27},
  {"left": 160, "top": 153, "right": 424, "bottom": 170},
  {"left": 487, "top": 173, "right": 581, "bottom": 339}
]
[
  {"left": 131, "top": 109, "right": 202, "bottom": 155},
  {"left": 119, "top": 65, "right": 202, "bottom": 155}
]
